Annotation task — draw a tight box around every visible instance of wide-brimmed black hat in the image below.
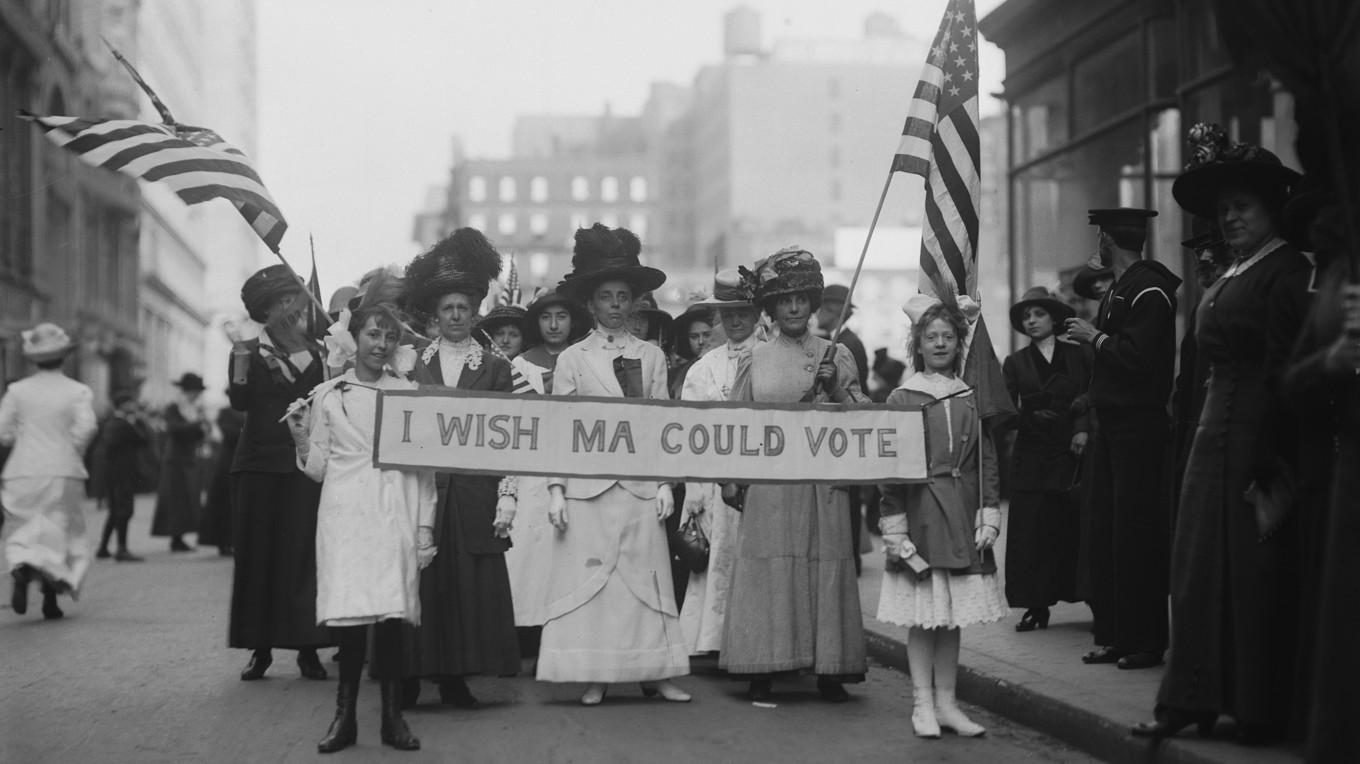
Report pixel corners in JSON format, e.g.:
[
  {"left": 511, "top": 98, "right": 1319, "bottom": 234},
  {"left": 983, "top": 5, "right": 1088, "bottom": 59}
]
[
  {"left": 631, "top": 292, "right": 672, "bottom": 342},
  {"left": 1072, "top": 265, "right": 1114, "bottom": 301},
  {"left": 557, "top": 224, "right": 666, "bottom": 302},
  {"left": 402, "top": 228, "right": 503, "bottom": 317},
  {"left": 1172, "top": 123, "right": 1301, "bottom": 219},
  {"left": 524, "top": 290, "right": 592, "bottom": 346},
  {"left": 241, "top": 265, "right": 305, "bottom": 323},
  {"left": 477, "top": 305, "right": 527, "bottom": 336},
  {"left": 173, "top": 372, "right": 206, "bottom": 392},
  {"left": 751, "top": 247, "right": 824, "bottom": 304},
  {"left": 670, "top": 305, "right": 717, "bottom": 360},
  {"left": 1010, "top": 286, "right": 1074, "bottom": 334},
  {"left": 821, "top": 284, "right": 857, "bottom": 310}
]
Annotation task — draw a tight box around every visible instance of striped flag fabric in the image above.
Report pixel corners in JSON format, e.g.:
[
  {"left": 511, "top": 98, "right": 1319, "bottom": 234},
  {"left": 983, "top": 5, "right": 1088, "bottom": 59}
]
[
  {"left": 892, "top": 0, "right": 1013, "bottom": 422},
  {"left": 21, "top": 113, "right": 288, "bottom": 252},
  {"left": 498, "top": 255, "right": 520, "bottom": 307}
]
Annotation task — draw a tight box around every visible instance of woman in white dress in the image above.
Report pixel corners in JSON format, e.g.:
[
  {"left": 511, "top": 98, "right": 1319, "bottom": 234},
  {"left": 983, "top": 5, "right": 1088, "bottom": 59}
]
[
  {"left": 677, "top": 268, "right": 759, "bottom": 654},
  {"left": 537, "top": 223, "right": 691, "bottom": 705},
  {"left": 2, "top": 323, "right": 97, "bottom": 620},
  {"left": 877, "top": 297, "right": 1007, "bottom": 739},
  {"left": 292, "top": 296, "right": 436, "bottom": 754}
]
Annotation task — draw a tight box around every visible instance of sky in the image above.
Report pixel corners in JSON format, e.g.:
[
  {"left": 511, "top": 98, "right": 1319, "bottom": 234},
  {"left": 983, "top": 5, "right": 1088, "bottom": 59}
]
[{"left": 257, "top": 0, "right": 1006, "bottom": 292}]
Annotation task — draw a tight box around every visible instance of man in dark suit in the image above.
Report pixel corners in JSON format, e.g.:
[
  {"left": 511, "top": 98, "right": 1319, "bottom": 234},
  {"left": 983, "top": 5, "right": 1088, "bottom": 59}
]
[{"left": 1064, "top": 208, "right": 1181, "bottom": 671}]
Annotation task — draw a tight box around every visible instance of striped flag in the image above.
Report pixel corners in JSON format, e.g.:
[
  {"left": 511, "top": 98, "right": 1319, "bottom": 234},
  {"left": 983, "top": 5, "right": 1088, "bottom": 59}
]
[
  {"left": 21, "top": 113, "right": 288, "bottom": 252},
  {"left": 499, "top": 255, "right": 520, "bottom": 307},
  {"left": 892, "top": 0, "right": 1012, "bottom": 422}
]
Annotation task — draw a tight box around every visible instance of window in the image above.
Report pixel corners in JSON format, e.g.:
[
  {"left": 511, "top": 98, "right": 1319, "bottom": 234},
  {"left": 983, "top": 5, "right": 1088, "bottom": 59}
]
[
  {"left": 629, "top": 176, "right": 647, "bottom": 202},
  {"left": 601, "top": 177, "right": 619, "bottom": 203},
  {"left": 600, "top": 213, "right": 619, "bottom": 228},
  {"left": 467, "top": 212, "right": 487, "bottom": 232},
  {"left": 499, "top": 177, "right": 517, "bottom": 202},
  {"left": 468, "top": 176, "right": 487, "bottom": 202},
  {"left": 529, "top": 212, "right": 549, "bottom": 236},
  {"left": 1073, "top": 32, "right": 1143, "bottom": 135},
  {"left": 629, "top": 214, "right": 647, "bottom": 240},
  {"left": 530, "top": 252, "right": 550, "bottom": 278},
  {"left": 530, "top": 176, "right": 549, "bottom": 202},
  {"left": 569, "top": 211, "right": 589, "bottom": 232},
  {"left": 1011, "top": 76, "right": 1068, "bottom": 163},
  {"left": 571, "top": 176, "right": 589, "bottom": 201},
  {"left": 498, "top": 213, "right": 517, "bottom": 235}
]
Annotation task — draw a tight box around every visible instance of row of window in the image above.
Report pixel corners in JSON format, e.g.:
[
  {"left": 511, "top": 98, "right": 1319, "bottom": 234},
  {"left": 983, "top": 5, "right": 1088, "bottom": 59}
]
[
  {"left": 467, "top": 175, "right": 648, "bottom": 204},
  {"left": 465, "top": 211, "right": 648, "bottom": 240}
]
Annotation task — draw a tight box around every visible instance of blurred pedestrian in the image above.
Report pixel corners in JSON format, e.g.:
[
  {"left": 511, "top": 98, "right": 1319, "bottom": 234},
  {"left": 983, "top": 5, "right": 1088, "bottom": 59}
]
[
  {"left": 878, "top": 298, "right": 1007, "bottom": 738},
  {"left": 677, "top": 269, "right": 760, "bottom": 655},
  {"left": 1064, "top": 207, "right": 1179, "bottom": 672},
  {"left": 151, "top": 372, "right": 210, "bottom": 552},
  {"left": 720, "top": 248, "right": 867, "bottom": 703},
  {"left": 399, "top": 229, "right": 520, "bottom": 707},
  {"left": 228, "top": 264, "right": 331, "bottom": 681},
  {"left": 95, "top": 390, "right": 152, "bottom": 562},
  {"left": 538, "top": 224, "right": 691, "bottom": 705},
  {"left": 1281, "top": 199, "right": 1360, "bottom": 759},
  {"left": 293, "top": 294, "right": 434, "bottom": 754},
  {"left": 1, "top": 323, "right": 97, "bottom": 620},
  {"left": 1134, "top": 124, "right": 1311, "bottom": 743},
  {"left": 198, "top": 406, "right": 245, "bottom": 556},
  {"left": 1002, "top": 287, "right": 1090, "bottom": 633}
]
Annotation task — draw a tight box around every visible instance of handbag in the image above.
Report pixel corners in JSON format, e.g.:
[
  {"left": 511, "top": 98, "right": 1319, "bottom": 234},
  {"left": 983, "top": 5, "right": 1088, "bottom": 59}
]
[{"left": 672, "top": 515, "right": 710, "bottom": 574}]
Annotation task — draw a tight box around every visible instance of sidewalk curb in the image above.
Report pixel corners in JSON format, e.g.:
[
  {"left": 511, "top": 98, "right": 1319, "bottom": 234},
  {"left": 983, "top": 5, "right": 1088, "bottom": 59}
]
[{"left": 865, "top": 624, "right": 1241, "bottom": 764}]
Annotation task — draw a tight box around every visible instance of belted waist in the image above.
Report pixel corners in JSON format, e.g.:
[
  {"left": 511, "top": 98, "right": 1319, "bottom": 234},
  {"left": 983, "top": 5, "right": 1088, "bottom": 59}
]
[{"left": 928, "top": 465, "right": 967, "bottom": 479}]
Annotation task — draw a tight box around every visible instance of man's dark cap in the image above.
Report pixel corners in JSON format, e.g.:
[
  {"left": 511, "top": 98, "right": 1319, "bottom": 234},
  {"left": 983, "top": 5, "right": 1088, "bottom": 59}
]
[{"left": 1088, "top": 208, "right": 1157, "bottom": 251}]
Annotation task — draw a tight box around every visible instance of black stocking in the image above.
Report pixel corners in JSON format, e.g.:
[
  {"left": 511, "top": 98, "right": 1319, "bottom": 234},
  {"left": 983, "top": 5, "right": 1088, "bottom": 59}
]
[{"left": 334, "top": 621, "right": 404, "bottom": 684}]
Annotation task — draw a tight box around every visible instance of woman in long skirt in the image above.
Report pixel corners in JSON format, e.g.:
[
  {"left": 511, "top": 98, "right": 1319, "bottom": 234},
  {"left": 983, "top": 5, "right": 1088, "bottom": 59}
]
[
  {"left": 151, "top": 372, "right": 209, "bottom": 552},
  {"left": 293, "top": 295, "right": 434, "bottom": 753},
  {"left": 2, "top": 323, "right": 97, "bottom": 620},
  {"left": 537, "top": 223, "right": 690, "bottom": 705},
  {"left": 720, "top": 248, "right": 868, "bottom": 703},
  {"left": 227, "top": 265, "right": 332, "bottom": 681},
  {"left": 1001, "top": 287, "right": 1090, "bottom": 631},
  {"left": 399, "top": 228, "right": 521, "bottom": 707}
]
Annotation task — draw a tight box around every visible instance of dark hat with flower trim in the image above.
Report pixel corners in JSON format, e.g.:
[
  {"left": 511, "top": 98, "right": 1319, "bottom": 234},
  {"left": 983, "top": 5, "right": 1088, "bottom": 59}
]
[
  {"left": 524, "top": 289, "right": 592, "bottom": 346},
  {"left": 477, "top": 304, "right": 528, "bottom": 336},
  {"left": 241, "top": 264, "right": 306, "bottom": 323},
  {"left": 696, "top": 268, "right": 757, "bottom": 309},
  {"left": 402, "top": 228, "right": 503, "bottom": 318},
  {"left": 1172, "top": 123, "right": 1301, "bottom": 219},
  {"left": 557, "top": 224, "right": 666, "bottom": 302},
  {"left": 1009, "top": 286, "right": 1075, "bottom": 334},
  {"left": 750, "top": 247, "right": 824, "bottom": 304}
]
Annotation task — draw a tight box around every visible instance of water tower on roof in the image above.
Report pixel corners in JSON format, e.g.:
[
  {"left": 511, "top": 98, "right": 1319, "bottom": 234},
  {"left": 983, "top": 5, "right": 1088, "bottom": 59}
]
[{"left": 723, "top": 6, "right": 763, "bottom": 59}]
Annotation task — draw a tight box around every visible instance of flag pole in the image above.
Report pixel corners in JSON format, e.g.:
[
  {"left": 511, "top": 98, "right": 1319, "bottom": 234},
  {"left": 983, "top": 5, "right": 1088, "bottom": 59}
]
[{"left": 831, "top": 170, "right": 895, "bottom": 346}]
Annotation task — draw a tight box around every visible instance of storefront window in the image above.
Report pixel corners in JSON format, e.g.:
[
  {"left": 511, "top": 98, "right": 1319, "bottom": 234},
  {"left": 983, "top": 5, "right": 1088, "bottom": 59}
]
[
  {"left": 1013, "top": 119, "right": 1145, "bottom": 298},
  {"left": 1182, "top": 3, "right": 1233, "bottom": 82},
  {"left": 1011, "top": 75, "right": 1067, "bottom": 162},
  {"left": 1073, "top": 32, "right": 1143, "bottom": 134}
]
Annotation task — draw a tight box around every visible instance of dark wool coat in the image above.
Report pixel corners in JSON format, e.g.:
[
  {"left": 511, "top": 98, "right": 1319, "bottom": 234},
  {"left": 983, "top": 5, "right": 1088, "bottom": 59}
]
[
  {"left": 405, "top": 346, "right": 520, "bottom": 677},
  {"left": 1158, "top": 242, "right": 1312, "bottom": 726}
]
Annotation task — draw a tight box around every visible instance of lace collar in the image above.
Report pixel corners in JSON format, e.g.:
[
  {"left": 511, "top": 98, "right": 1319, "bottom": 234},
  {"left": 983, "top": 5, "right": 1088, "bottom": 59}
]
[{"left": 421, "top": 336, "right": 482, "bottom": 371}]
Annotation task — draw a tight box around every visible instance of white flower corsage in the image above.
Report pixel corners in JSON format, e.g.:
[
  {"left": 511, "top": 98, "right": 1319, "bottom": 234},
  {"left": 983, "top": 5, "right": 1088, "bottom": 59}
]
[
  {"left": 324, "top": 308, "right": 357, "bottom": 368},
  {"left": 390, "top": 344, "right": 417, "bottom": 375}
]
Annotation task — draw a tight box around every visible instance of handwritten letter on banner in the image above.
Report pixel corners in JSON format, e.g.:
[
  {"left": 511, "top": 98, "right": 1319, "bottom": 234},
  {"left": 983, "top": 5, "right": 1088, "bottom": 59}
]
[{"left": 374, "top": 389, "right": 929, "bottom": 485}]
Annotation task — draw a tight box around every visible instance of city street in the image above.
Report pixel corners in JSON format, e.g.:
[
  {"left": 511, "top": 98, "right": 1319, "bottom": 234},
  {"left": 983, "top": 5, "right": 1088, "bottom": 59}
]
[{"left": 0, "top": 498, "right": 1093, "bottom": 763}]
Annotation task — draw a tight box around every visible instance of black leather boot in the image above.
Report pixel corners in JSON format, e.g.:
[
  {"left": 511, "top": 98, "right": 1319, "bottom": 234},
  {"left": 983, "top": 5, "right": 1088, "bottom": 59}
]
[
  {"left": 317, "top": 680, "right": 359, "bottom": 753},
  {"left": 380, "top": 680, "right": 420, "bottom": 750},
  {"left": 40, "top": 586, "right": 63, "bottom": 620}
]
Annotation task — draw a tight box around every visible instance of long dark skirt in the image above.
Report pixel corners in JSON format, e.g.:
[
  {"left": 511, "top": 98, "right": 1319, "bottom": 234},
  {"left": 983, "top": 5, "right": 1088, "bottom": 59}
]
[
  {"left": 228, "top": 471, "right": 330, "bottom": 650},
  {"left": 405, "top": 478, "right": 519, "bottom": 678},
  {"left": 151, "top": 459, "right": 201, "bottom": 538},
  {"left": 1005, "top": 489, "right": 1081, "bottom": 609}
]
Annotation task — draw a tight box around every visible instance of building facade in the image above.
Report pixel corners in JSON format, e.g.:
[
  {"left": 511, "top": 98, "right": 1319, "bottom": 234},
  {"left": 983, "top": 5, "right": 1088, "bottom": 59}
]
[
  {"left": 980, "top": 0, "right": 1300, "bottom": 348},
  {"left": 1, "top": 0, "right": 142, "bottom": 407}
]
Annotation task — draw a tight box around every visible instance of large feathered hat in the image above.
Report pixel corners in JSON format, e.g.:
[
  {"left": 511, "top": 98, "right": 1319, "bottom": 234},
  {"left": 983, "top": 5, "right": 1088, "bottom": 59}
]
[
  {"left": 750, "top": 246, "right": 824, "bottom": 303},
  {"left": 1172, "top": 123, "right": 1300, "bottom": 218},
  {"left": 402, "top": 228, "right": 503, "bottom": 319},
  {"left": 556, "top": 224, "right": 665, "bottom": 302}
]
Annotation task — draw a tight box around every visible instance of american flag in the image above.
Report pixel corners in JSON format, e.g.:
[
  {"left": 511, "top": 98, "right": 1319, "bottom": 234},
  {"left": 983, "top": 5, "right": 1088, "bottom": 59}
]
[
  {"left": 21, "top": 113, "right": 288, "bottom": 252},
  {"left": 499, "top": 255, "right": 520, "bottom": 307},
  {"left": 892, "top": 0, "right": 1013, "bottom": 422}
]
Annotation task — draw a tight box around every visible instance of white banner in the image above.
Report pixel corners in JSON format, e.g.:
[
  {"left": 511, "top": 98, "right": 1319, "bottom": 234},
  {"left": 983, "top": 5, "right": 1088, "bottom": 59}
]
[{"left": 374, "top": 389, "right": 929, "bottom": 485}]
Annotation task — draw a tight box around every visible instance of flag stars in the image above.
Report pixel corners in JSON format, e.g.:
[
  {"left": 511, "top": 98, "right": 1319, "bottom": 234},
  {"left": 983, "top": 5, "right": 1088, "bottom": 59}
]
[
  {"left": 961, "top": 25, "right": 974, "bottom": 38},
  {"left": 949, "top": 85, "right": 961, "bottom": 97},
  {"left": 961, "top": 70, "right": 974, "bottom": 81},
  {"left": 950, "top": 41, "right": 959, "bottom": 52},
  {"left": 944, "top": 72, "right": 954, "bottom": 82},
  {"left": 954, "top": 55, "right": 967, "bottom": 67}
]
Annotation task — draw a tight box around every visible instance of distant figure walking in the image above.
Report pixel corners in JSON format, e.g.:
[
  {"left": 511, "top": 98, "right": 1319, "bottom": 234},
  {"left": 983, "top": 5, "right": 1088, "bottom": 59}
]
[
  {"left": 1, "top": 323, "right": 98, "bottom": 620},
  {"left": 152, "top": 372, "right": 210, "bottom": 552}
]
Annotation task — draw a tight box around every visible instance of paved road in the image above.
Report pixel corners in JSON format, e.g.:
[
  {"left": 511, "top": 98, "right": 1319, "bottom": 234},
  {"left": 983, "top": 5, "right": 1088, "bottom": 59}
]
[{"left": 2, "top": 500, "right": 1095, "bottom": 763}]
